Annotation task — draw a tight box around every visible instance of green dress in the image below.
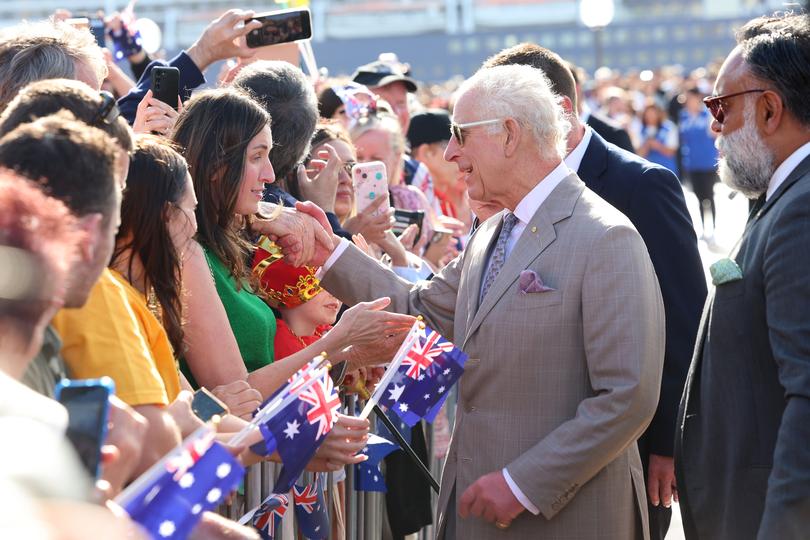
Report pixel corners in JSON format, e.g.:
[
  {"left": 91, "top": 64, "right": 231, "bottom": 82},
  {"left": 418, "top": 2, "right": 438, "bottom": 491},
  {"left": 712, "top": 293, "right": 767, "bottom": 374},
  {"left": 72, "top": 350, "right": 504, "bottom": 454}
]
[{"left": 181, "top": 247, "right": 276, "bottom": 387}]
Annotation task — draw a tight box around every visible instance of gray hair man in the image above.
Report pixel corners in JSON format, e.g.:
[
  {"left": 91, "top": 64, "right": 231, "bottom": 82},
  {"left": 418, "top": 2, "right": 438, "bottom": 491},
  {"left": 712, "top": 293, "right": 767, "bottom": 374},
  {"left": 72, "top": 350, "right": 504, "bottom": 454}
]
[{"left": 298, "top": 63, "right": 665, "bottom": 539}]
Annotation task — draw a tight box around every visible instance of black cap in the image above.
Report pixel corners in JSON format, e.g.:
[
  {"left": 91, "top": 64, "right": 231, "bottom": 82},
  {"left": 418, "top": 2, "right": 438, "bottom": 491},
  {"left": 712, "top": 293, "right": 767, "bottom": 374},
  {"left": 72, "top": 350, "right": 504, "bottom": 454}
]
[
  {"left": 407, "top": 109, "right": 452, "bottom": 148},
  {"left": 351, "top": 61, "right": 417, "bottom": 92}
]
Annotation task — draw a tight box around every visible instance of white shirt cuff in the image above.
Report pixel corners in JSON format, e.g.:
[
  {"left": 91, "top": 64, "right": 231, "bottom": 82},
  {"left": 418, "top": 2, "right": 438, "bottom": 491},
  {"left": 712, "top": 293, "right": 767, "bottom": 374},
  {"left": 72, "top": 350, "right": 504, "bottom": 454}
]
[
  {"left": 502, "top": 468, "right": 540, "bottom": 515},
  {"left": 316, "top": 237, "right": 351, "bottom": 279}
]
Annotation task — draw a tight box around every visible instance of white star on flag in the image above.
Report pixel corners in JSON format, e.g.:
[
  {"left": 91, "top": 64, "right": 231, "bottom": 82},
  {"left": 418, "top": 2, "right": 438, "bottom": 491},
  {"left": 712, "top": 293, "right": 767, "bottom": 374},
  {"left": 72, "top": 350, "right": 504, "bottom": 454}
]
[
  {"left": 158, "top": 521, "right": 176, "bottom": 537},
  {"left": 399, "top": 403, "right": 409, "bottom": 413},
  {"left": 191, "top": 504, "right": 202, "bottom": 515},
  {"left": 417, "top": 374, "right": 425, "bottom": 381},
  {"left": 206, "top": 488, "right": 222, "bottom": 503},
  {"left": 284, "top": 419, "right": 301, "bottom": 440},
  {"left": 178, "top": 472, "right": 195, "bottom": 489},
  {"left": 216, "top": 463, "right": 231, "bottom": 479},
  {"left": 388, "top": 384, "right": 405, "bottom": 402},
  {"left": 443, "top": 368, "right": 451, "bottom": 375},
  {"left": 438, "top": 386, "right": 446, "bottom": 393},
  {"left": 424, "top": 394, "right": 431, "bottom": 400}
]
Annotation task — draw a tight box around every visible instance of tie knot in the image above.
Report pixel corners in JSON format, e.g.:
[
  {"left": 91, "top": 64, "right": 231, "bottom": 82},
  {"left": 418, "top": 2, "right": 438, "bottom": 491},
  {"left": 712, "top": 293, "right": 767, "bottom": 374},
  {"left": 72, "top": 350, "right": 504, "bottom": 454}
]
[{"left": 503, "top": 212, "right": 519, "bottom": 233}]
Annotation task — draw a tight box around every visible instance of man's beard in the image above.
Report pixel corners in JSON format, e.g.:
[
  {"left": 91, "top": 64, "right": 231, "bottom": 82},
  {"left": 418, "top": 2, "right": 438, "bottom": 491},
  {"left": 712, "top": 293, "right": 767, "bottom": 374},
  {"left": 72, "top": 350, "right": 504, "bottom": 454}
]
[{"left": 716, "top": 107, "right": 776, "bottom": 199}]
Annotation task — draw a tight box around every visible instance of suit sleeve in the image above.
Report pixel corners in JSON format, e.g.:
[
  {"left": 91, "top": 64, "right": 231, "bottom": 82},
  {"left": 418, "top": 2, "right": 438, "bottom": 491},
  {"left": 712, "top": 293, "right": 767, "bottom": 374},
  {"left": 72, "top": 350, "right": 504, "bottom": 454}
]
[
  {"left": 319, "top": 242, "right": 462, "bottom": 341},
  {"left": 505, "top": 224, "right": 665, "bottom": 518},
  {"left": 117, "top": 51, "right": 206, "bottom": 125},
  {"left": 612, "top": 127, "right": 635, "bottom": 154},
  {"left": 757, "top": 190, "right": 810, "bottom": 539},
  {"left": 629, "top": 166, "right": 707, "bottom": 456}
]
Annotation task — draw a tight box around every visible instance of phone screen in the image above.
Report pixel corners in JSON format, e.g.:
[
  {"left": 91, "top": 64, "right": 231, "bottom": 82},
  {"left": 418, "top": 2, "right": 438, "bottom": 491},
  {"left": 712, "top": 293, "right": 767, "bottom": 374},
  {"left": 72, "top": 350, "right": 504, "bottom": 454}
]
[
  {"left": 59, "top": 385, "right": 110, "bottom": 477},
  {"left": 191, "top": 388, "right": 228, "bottom": 422},
  {"left": 247, "top": 9, "right": 312, "bottom": 48}
]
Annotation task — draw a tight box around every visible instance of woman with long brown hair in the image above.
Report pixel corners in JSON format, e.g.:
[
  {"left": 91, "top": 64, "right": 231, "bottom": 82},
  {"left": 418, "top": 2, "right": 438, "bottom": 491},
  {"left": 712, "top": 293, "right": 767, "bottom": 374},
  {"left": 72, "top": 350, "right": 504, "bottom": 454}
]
[{"left": 170, "top": 88, "right": 413, "bottom": 400}]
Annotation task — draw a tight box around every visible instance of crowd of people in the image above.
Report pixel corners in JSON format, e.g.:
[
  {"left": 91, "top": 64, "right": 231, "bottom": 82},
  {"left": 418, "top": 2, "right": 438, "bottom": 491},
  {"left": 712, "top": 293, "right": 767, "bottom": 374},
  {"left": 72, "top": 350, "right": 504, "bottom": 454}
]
[{"left": 1, "top": 6, "right": 809, "bottom": 540}]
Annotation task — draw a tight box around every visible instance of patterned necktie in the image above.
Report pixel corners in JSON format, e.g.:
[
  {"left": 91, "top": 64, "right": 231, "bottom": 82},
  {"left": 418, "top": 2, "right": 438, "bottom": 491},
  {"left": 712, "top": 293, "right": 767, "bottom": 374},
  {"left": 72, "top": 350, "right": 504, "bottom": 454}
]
[{"left": 480, "top": 212, "right": 519, "bottom": 304}]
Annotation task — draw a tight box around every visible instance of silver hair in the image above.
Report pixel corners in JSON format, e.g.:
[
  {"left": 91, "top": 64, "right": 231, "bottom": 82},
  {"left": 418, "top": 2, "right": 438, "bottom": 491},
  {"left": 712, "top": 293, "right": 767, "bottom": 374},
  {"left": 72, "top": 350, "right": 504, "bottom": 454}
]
[
  {"left": 458, "top": 64, "right": 570, "bottom": 161},
  {"left": 0, "top": 20, "right": 107, "bottom": 112}
]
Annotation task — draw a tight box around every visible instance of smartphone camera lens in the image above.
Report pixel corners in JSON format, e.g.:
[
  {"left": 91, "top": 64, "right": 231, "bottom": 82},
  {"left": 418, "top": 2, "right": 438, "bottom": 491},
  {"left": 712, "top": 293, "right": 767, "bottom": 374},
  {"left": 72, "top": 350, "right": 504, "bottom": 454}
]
[{"left": 362, "top": 173, "right": 368, "bottom": 179}]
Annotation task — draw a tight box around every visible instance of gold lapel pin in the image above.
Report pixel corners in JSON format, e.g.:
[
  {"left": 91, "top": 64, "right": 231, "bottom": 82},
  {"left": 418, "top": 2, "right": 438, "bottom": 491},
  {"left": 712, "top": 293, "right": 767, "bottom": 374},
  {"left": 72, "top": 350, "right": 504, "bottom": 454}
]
[{"left": 531, "top": 226, "right": 537, "bottom": 233}]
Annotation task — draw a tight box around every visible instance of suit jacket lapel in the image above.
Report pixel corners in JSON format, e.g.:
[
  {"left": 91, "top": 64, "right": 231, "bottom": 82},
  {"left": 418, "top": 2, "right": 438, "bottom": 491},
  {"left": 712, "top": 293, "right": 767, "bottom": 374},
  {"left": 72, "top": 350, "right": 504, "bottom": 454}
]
[
  {"left": 463, "top": 214, "right": 502, "bottom": 332},
  {"left": 577, "top": 131, "right": 610, "bottom": 196},
  {"left": 463, "top": 174, "right": 585, "bottom": 346}
]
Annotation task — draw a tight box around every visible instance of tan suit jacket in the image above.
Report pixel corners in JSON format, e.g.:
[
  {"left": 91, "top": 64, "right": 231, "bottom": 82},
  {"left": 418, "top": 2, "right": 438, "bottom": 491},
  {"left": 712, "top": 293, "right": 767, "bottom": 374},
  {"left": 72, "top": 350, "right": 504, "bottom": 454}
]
[{"left": 321, "top": 173, "right": 665, "bottom": 539}]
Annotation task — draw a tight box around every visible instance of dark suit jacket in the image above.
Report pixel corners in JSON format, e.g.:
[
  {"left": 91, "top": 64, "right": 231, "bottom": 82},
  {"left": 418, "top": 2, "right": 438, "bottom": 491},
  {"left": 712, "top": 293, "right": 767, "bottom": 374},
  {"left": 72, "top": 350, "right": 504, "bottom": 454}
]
[
  {"left": 587, "top": 112, "right": 636, "bottom": 153},
  {"left": 675, "top": 154, "right": 810, "bottom": 540},
  {"left": 580, "top": 132, "right": 707, "bottom": 457}
]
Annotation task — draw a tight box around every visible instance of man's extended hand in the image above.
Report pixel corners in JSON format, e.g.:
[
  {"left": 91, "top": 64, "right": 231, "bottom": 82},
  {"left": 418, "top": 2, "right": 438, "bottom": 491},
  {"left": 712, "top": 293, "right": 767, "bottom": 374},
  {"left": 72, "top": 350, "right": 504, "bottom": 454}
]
[
  {"left": 252, "top": 201, "right": 338, "bottom": 267},
  {"left": 647, "top": 453, "right": 677, "bottom": 507},
  {"left": 458, "top": 471, "right": 525, "bottom": 528},
  {"left": 186, "top": 10, "right": 261, "bottom": 72}
]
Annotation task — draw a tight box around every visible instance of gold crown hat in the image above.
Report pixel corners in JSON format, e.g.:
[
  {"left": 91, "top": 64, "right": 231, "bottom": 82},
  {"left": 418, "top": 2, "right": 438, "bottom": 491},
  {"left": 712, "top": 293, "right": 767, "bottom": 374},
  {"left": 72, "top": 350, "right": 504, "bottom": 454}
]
[{"left": 251, "top": 236, "right": 322, "bottom": 308}]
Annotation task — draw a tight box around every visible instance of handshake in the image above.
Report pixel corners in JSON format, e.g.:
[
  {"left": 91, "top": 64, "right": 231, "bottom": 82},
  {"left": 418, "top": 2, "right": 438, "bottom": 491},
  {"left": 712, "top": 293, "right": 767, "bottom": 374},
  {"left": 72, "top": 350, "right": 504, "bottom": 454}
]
[{"left": 252, "top": 201, "right": 340, "bottom": 268}]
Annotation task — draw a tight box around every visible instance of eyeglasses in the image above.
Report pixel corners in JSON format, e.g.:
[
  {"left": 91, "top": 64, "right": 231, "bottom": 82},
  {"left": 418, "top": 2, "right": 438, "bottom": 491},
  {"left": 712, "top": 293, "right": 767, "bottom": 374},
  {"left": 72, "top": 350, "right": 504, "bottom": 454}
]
[
  {"left": 450, "top": 118, "right": 503, "bottom": 146},
  {"left": 341, "top": 160, "right": 357, "bottom": 176},
  {"left": 92, "top": 91, "right": 121, "bottom": 126},
  {"left": 703, "top": 89, "right": 766, "bottom": 124}
]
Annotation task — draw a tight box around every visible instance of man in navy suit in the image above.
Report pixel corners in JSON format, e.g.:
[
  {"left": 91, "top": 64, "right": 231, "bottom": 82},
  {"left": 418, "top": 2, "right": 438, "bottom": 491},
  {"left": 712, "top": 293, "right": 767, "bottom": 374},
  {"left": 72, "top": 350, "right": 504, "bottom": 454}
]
[{"left": 484, "top": 44, "right": 707, "bottom": 540}]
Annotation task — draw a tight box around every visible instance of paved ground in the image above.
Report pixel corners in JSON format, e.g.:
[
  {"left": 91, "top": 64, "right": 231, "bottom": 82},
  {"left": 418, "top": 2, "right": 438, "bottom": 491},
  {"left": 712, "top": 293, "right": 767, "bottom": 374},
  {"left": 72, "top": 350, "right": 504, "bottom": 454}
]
[{"left": 664, "top": 180, "right": 749, "bottom": 540}]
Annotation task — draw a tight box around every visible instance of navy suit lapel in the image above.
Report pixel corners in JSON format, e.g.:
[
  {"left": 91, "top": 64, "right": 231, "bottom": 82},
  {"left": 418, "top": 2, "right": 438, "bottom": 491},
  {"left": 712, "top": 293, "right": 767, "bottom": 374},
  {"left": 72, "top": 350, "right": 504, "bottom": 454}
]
[{"left": 577, "top": 131, "right": 610, "bottom": 196}]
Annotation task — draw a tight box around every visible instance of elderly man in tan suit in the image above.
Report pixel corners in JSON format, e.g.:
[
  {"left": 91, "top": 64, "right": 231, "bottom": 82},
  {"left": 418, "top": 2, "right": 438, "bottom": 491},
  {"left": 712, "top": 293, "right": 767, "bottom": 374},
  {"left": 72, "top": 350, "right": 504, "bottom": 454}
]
[{"left": 302, "top": 64, "right": 664, "bottom": 539}]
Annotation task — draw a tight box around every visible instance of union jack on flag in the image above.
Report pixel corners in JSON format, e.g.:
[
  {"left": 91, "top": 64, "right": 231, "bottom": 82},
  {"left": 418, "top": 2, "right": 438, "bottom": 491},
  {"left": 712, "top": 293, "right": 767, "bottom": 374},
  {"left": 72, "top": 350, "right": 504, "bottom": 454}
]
[
  {"left": 252, "top": 493, "right": 288, "bottom": 540},
  {"left": 293, "top": 479, "right": 329, "bottom": 539},
  {"left": 249, "top": 365, "right": 342, "bottom": 493},
  {"left": 402, "top": 328, "right": 456, "bottom": 379},
  {"left": 379, "top": 323, "right": 468, "bottom": 427},
  {"left": 299, "top": 374, "right": 341, "bottom": 439}
]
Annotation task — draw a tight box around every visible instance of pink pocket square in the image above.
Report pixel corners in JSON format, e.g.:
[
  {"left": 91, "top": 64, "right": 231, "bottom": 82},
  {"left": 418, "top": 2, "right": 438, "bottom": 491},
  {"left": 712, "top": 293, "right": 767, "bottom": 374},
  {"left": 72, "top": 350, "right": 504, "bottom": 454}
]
[{"left": 519, "top": 269, "right": 555, "bottom": 293}]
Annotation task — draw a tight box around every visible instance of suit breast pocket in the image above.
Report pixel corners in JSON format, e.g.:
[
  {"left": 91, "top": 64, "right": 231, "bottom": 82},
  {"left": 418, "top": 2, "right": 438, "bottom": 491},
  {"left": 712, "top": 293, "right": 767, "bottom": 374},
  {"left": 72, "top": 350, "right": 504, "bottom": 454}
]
[
  {"left": 714, "top": 278, "right": 746, "bottom": 301},
  {"left": 509, "top": 289, "right": 564, "bottom": 312}
]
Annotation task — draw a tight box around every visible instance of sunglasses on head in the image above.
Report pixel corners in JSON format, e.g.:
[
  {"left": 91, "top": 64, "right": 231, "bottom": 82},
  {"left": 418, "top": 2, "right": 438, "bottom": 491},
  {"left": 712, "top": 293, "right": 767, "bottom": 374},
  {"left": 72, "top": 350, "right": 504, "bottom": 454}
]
[
  {"left": 449, "top": 118, "right": 503, "bottom": 146},
  {"left": 703, "top": 89, "right": 766, "bottom": 124}
]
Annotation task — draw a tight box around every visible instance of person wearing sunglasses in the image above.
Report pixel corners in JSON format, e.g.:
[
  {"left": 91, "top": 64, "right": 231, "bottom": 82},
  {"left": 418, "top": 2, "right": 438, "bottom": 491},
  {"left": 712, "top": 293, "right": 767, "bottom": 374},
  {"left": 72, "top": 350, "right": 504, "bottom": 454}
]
[
  {"left": 294, "top": 62, "right": 665, "bottom": 539},
  {"left": 676, "top": 12, "right": 810, "bottom": 540}
]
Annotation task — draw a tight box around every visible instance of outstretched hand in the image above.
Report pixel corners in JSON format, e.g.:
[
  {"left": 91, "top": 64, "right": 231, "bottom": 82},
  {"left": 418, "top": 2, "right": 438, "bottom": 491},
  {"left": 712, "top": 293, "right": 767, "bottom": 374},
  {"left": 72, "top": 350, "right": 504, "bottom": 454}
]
[{"left": 252, "top": 201, "right": 337, "bottom": 267}]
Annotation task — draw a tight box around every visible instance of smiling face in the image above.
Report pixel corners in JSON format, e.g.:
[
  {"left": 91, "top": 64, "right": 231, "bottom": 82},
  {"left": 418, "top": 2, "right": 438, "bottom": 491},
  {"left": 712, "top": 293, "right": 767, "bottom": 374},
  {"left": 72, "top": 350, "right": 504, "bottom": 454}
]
[
  {"left": 235, "top": 125, "right": 275, "bottom": 216},
  {"left": 443, "top": 91, "right": 504, "bottom": 204}
]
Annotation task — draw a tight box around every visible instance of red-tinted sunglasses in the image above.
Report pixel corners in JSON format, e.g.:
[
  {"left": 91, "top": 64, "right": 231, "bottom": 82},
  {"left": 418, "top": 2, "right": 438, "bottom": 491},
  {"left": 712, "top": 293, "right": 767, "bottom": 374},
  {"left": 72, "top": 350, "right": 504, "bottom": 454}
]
[{"left": 703, "top": 89, "right": 766, "bottom": 124}]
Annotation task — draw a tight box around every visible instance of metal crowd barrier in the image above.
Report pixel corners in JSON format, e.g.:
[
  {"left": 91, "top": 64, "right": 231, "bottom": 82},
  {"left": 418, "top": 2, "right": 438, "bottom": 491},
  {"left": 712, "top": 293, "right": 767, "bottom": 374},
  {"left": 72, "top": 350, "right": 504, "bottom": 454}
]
[{"left": 219, "top": 393, "right": 451, "bottom": 539}]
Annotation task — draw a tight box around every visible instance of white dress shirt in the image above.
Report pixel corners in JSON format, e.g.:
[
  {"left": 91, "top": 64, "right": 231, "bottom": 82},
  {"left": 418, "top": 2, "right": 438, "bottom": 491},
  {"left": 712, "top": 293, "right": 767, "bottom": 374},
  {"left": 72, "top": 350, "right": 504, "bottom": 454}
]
[
  {"left": 563, "top": 125, "right": 594, "bottom": 174},
  {"left": 766, "top": 140, "right": 810, "bottom": 201}
]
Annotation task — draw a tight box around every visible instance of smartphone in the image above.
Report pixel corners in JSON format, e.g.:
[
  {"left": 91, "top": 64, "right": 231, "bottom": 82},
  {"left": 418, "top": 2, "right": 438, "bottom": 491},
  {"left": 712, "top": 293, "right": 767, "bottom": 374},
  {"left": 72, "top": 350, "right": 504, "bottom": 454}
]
[
  {"left": 191, "top": 388, "right": 229, "bottom": 422},
  {"left": 151, "top": 66, "right": 180, "bottom": 110},
  {"left": 392, "top": 209, "right": 424, "bottom": 244},
  {"left": 352, "top": 161, "right": 390, "bottom": 218},
  {"left": 55, "top": 377, "right": 115, "bottom": 478},
  {"left": 246, "top": 8, "right": 313, "bottom": 49}
]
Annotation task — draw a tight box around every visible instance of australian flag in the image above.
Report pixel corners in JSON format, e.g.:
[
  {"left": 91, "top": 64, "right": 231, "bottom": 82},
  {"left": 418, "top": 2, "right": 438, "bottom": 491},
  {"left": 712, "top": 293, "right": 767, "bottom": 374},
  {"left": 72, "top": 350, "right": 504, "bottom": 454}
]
[
  {"left": 249, "top": 367, "right": 342, "bottom": 493},
  {"left": 119, "top": 428, "right": 245, "bottom": 539},
  {"left": 250, "top": 493, "right": 288, "bottom": 540},
  {"left": 293, "top": 478, "right": 329, "bottom": 539},
  {"left": 354, "top": 434, "right": 398, "bottom": 492},
  {"left": 378, "top": 324, "right": 467, "bottom": 427}
]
